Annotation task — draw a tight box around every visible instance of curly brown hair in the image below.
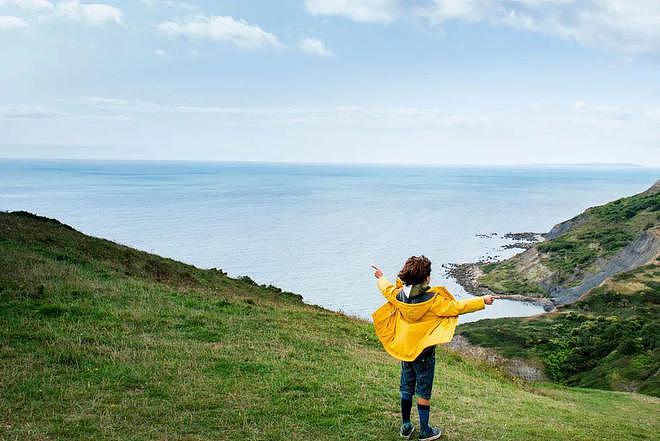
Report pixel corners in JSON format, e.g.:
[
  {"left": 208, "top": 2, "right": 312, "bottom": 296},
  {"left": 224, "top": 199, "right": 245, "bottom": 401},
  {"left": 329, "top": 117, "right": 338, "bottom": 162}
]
[{"left": 398, "top": 255, "right": 432, "bottom": 285}]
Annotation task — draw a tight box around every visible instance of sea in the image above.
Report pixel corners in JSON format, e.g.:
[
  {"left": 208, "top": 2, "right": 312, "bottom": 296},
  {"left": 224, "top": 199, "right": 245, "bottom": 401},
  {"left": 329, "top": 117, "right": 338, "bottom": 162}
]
[{"left": 1, "top": 159, "right": 658, "bottom": 322}]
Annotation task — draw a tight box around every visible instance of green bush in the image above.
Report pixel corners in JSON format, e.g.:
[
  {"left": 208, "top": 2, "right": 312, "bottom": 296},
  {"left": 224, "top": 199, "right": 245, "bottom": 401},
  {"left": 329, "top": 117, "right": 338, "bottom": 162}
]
[{"left": 618, "top": 338, "right": 642, "bottom": 356}]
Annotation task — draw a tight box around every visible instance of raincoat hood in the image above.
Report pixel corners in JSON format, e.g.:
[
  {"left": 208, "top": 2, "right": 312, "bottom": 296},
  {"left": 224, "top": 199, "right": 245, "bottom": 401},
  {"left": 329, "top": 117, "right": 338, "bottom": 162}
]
[
  {"left": 372, "top": 277, "right": 485, "bottom": 361},
  {"left": 402, "top": 283, "right": 430, "bottom": 299},
  {"left": 396, "top": 287, "right": 436, "bottom": 322}
]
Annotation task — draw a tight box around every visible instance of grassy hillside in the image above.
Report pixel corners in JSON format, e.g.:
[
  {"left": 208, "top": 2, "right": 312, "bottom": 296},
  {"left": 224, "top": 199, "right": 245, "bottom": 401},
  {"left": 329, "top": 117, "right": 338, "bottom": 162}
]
[
  {"left": 478, "top": 185, "right": 660, "bottom": 296},
  {"left": 1, "top": 211, "right": 659, "bottom": 440},
  {"left": 459, "top": 261, "right": 660, "bottom": 396}
]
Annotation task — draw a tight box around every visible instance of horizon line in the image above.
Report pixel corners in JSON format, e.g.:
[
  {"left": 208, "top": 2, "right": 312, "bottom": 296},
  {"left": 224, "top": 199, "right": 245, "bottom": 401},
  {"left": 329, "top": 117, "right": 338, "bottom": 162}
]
[{"left": 1, "top": 157, "right": 656, "bottom": 169}]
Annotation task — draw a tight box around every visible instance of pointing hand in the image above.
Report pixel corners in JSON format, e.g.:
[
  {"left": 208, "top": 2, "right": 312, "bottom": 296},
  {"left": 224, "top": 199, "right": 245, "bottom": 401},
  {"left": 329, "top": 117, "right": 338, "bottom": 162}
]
[
  {"left": 371, "top": 265, "right": 383, "bottom": 279},
  {"left": 483, "top": 295, "right": 499, "bottom": 305}
]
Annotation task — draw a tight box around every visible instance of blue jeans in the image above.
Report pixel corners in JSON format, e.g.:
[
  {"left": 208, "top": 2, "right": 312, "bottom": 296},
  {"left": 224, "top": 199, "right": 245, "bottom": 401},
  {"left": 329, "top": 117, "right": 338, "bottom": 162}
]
[{"left": 400, "top": 346, "right": 436, "bottom": 400}]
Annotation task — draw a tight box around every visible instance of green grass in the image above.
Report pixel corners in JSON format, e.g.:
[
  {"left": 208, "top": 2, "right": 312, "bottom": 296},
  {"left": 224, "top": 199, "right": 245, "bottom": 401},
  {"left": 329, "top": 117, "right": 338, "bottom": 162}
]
[
  {"left": 460, "top": 262, "right": 660, "bottom": 397},
  {"left": 1, "top": 211, "right": 659, "bottom": 440},
  {"left": 478, "top": 186, "right": 660, "bottom": 294}
]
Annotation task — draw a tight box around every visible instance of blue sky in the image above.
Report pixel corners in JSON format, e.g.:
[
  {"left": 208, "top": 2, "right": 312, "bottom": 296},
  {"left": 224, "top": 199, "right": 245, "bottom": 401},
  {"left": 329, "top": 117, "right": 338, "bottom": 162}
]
[{"left": 1, "top": 0, "right": 659, "bottom": 165}]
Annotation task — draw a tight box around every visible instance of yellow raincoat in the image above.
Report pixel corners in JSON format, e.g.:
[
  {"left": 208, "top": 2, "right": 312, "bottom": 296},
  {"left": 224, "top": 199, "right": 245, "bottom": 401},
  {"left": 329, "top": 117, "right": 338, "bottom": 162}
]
[{"left": 372, "top": 277, "right": 485, "bottom": 361}]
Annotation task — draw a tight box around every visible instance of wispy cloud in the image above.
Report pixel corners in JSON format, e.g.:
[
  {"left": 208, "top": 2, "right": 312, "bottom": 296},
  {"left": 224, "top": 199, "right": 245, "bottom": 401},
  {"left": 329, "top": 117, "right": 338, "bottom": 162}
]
[
  {"left": 304, "top": 0, "right": 399, "bottom": 24},
  {"left": 0, "top": 105, "right": 65, "bottom": 118},
  {"left": 0, "top": 14, "right": 27, "bottom": 30},
  {"left": 54, "top": 0, "right": 123, "bottom": 26},
  {"left": 0, "top": 0, "right": 123, "bottom": 26},
  {"left": 5, "top": 97, "right": 658, "bottom": 164},
  {"left": 0, "top": 103, "right": 133, "bottom": 120},
  {"left": 298, "top": 37, "right": 332, "bottom": 57},
  {"left": 157, "top": 15, "right": 283, "bottom": 49},
  {"left": 304, "top": 0, "right": 660, "bottom": 54},
  {"left": 418, "top": 0, "right": 660, "bottom": 54},
  {"left": 65, "top": 96, "right": 660, "bottom": 131},
  {"left": 86, "top": 96, "right": 130, "bottom": 106},
  {"left": 0, "top": 0, "right": 54, "bottom": 11},
  {"left": 140, "top": 0, "right": 196, "bottom": 12}
]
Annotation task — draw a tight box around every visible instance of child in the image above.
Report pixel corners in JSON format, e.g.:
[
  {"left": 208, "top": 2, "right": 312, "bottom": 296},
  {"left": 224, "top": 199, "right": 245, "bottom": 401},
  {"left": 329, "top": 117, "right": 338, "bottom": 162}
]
[{"left": 371, "top": 256, "right": 495, "bottom": 440}]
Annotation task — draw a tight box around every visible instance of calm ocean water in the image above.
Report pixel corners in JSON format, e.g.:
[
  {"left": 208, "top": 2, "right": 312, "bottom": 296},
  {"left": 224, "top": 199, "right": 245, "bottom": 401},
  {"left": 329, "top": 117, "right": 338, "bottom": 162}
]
[{"left": 1, "top": 160, "right": 658, "bottom": 321}]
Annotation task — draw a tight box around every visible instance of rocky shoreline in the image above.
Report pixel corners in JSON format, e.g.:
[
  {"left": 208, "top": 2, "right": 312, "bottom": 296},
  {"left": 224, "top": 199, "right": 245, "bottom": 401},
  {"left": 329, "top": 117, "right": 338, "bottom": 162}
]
[
  {"left": 502, "top": 232, "right": 542, "bottom": 241},
  {"left": 473, "top": 231, "right": 544, "bottom": 251},
  {"left": 442, "top": 230, "right": 556, "bottom": 310}
]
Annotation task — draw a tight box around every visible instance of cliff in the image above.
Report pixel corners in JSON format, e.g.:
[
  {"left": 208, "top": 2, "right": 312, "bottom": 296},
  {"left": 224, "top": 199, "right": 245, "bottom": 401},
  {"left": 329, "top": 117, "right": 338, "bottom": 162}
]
[{"left": 476, "top": 180, "right": 660, "bottom": 305}]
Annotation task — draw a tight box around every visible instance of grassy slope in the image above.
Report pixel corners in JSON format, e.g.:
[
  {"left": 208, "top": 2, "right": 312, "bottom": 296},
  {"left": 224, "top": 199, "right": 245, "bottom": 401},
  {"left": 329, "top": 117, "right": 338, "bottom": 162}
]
[
  {"left": 1, "top": 212, "right": 658, "bottom": 441},
  {"left": 459, "top": 261, "right": 660, "bottom": 396},
  {"left": 478, "top": 187, "right": 660, "bottom": 295}
]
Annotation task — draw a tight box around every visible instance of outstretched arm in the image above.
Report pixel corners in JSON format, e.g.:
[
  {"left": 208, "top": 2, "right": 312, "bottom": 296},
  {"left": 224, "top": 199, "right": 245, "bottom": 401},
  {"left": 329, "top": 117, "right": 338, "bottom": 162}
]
[
  {"left": 431, "top": 291, "right": 497, "bottom": 317},
  {"left": 372, "top": 265, "right": 399, "bottom": 303}
]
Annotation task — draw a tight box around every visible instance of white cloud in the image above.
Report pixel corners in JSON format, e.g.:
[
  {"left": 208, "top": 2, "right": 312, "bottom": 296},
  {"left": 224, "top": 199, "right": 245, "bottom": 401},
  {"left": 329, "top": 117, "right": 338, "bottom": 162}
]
[
  {"left": 157, "top": 15, "right": 282, "bottom": 49},
  {"left": 0, "top": 14, "right": 27, "bottom": 29},
  {"left": 298, "top": 37, "right": 332, "bottom": 57},
  {"left": 0, "top": 0, "right": 54, "bottom": 10},
  {"left": 0, "top": 1, "right": 123, "bottom": 26},
  {"left": 0, "top": 103, "right": 134, "bottom": 121},
  {"left": 73, "top": 97, "right": 660, "bottom": 130},
  {"left": 55, "top": 0, "right": 123, "bottom": 26},
  {"left": 154, "top": 48, "right": 167, "bottom": 57},
  {"left": 140, "top": 0, "right": 195, "bottom": 12},
  {"left": 0, "top": 104, "right": 65, "bottom": 118},
  {"left": 646, "top": 109, "right": 660, "bottom": 123},
  {"left": 419, "top": 0, "right": 660, "bottom": 54},
  {"left": 421, "top": 0, "right": 490, "bottom": 23},
  {"left": 7, "top": 98, "right": 659, "bottom": 164},
  {"left": 304, "top": 0, "right": 398, "bottom": 24},
  {"left": 304, "top": 0, "right": 660, "bottom": 54},
  {"left": 86, "top": 96, "right": 129, "bottom": 106}
]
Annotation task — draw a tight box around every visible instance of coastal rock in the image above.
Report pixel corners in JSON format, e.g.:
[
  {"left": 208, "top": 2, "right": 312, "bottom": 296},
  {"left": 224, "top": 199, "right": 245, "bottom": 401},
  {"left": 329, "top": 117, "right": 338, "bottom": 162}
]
[
  {"left": 502, "top": 242, "right": 535, "bottom": 250},
  {"left": 443, "top": 263, "right": 489, "bottom": 295},
  {"left": 503, "top": 232, "right": 542, "bottom": 242}
]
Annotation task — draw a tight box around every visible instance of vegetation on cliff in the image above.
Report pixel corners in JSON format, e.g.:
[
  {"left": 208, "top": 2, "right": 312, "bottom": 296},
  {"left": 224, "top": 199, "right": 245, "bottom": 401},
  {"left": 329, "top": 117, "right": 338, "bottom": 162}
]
[
  {"left": 460, "top": 259, "right": 660, "bottom": 396},
  {"left": 1, "top": 211, "right": 658, "bottom": 440},
  {"left": 459, "top": 183, "right": 660, "bottom": 397}
]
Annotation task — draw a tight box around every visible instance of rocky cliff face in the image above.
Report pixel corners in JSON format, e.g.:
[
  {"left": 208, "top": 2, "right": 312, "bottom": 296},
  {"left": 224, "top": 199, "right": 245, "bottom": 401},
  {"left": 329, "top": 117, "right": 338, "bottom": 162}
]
[
  {"left": 544, "top": 180, "right": 659, "bottom": 304},
  {"left": 551, "top": 227, "right": 659, "bottom": 304}
]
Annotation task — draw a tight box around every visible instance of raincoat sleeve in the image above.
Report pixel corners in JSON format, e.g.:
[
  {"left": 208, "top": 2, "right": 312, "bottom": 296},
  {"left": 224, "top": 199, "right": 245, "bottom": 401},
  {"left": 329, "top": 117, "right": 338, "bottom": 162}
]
[
  {"left": 431, "top": 290, "right": 485, "bottom": 317},
  {"left": 376, "top": 277, "right": 399, "bottom": 303}
]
